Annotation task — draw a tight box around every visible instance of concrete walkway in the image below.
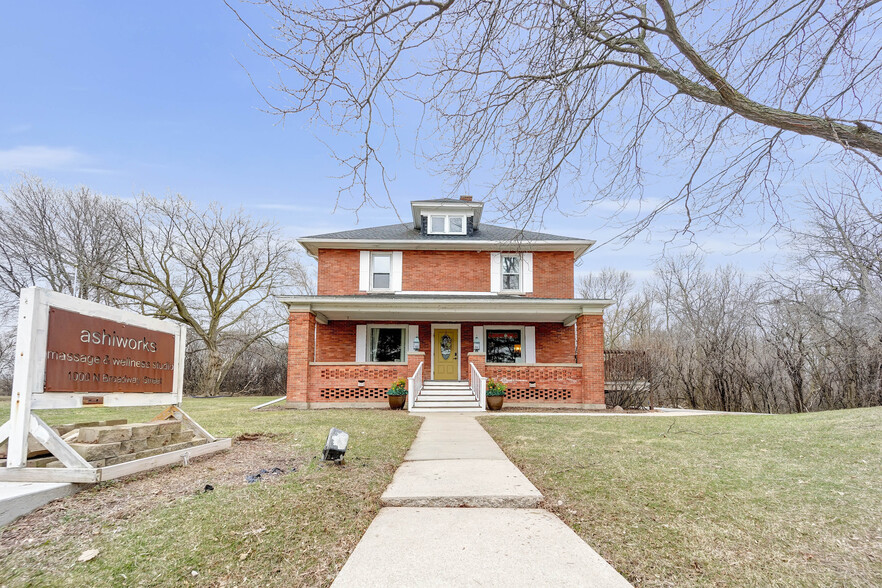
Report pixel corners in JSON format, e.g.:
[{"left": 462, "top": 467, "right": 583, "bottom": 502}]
[
  {"left": 332, "top": 414, "right": 631, "bottom": 587},
  {"left": 0, "top": 481, "right": 84, "bottom": 527}
]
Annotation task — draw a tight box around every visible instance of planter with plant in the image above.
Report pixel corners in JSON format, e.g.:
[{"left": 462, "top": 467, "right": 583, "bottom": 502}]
[
  {"left": 485, "top": 379, "right": 506, "bottom": 410},
  {"left": 387, "top": 377, "right": 408, "bottom": 409}
]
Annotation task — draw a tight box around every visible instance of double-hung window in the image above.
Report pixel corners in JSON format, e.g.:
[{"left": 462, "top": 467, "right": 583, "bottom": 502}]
[
  {"left": 369, "top": 326, "right": 406, "bottom": 362},
  {"left": 371, "top": 253, "right": 391, "bottom": 290},
  {"left": 501, "top": 255, "right": 521, "bottom": 291}
]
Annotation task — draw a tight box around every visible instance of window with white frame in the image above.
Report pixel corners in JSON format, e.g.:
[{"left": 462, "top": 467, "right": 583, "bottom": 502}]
[
  {"left": 501, "top": 255, "right": 521, "bottom": 291},
  {"left": 369, "top": 326, "right": 406, "bottom": 362},
  {"left": 371, "top": 252, "right": 392, "bottom": 290},
  {"left": 427, "top": 214, "right": 467, "bottom": 235}
]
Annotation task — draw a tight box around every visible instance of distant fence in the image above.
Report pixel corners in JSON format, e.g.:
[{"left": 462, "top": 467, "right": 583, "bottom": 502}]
[{"left": 604, "top": 350, "right": 651, "bottom": 383}]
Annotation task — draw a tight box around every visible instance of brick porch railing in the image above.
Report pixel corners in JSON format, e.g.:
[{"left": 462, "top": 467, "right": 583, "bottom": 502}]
[
  {"left": 485, "top": 363, "right": 583, "bottom": 404},
  {"left": 307, "top": 362, "right": 408, "bottom": 403}
]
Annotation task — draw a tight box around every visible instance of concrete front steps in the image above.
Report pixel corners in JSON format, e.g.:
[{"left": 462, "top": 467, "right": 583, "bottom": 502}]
[{"left": 411, "top": 380, "right": 483, "bottom": 412}]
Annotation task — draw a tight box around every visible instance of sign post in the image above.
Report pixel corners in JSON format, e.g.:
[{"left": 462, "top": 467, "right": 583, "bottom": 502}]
[{"left": 0, "top": 287, "right": 230, "bottom": 483}]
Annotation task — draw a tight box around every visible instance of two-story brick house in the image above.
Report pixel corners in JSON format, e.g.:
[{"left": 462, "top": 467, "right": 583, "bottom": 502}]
[{"left": 280, "top": 197, "right": 610, "bottom": 411}]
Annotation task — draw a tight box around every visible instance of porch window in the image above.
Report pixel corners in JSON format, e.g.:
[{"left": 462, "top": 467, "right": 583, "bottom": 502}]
[
  {"left": 486, "top": 329, "right": 522, "bottom": 363},
  {"left": 369, "top": 327, "right": 406, "bottom": 362},
  {"left": 371, "top": 253, "right": 392, "bottom": 290},
  {"left": 501, "top": 255, "right": 521, "bottom": 291}
]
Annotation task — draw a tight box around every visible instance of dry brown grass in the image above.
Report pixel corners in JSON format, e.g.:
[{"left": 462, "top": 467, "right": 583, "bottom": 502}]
[{"left": 0, "top": 398, "right": 422, "bottom": 587}]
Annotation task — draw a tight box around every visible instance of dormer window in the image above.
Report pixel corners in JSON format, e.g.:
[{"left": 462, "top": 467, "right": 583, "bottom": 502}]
[{"left": 427, "top": 214, "right": 467, "bottom": 235}]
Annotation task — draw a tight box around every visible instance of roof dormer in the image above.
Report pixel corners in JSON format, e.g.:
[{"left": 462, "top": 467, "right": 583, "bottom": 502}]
[{"left": 411, "top": 196, "right": 484, "bottom": 235}]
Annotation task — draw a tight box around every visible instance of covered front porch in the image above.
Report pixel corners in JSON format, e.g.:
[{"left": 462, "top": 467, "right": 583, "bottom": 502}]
[{"left": 280, "top": 295, "right": 609, "bottom": 411}]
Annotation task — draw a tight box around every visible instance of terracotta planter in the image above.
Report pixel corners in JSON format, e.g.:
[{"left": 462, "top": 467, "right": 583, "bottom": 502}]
[
  {"left": 388, "top": 395, "right": 407, "bottom": 410},
  {"left": 486, "top": 395, "right": 504, "bottom": 411}
]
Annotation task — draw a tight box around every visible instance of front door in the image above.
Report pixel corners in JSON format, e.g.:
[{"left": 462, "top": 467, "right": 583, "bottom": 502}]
[{"left": 433, "top": 328, "right": 459, "bottom": 380}]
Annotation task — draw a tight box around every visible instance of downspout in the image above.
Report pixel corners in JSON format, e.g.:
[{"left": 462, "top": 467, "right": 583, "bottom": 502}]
[{"left": 313, "top": 320, "right": 317, "bottom": 363}]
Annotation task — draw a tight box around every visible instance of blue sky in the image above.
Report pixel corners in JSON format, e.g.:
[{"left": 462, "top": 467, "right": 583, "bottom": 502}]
[{"left": 0, "top": 2, "right": 792, "bottom": 284}]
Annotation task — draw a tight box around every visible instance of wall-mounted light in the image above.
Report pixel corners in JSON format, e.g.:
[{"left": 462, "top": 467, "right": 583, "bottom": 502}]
[
  {"left": 412, "top": 336, "right": 420, "bottom": 351},
  {"left": 473, "top": 336, "right": 481, "bottom": 352}
]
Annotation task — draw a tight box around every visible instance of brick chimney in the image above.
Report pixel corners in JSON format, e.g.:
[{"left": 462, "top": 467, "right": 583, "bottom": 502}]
[{"left": 459, "top": 195, "right": 473, "bottom": 202}]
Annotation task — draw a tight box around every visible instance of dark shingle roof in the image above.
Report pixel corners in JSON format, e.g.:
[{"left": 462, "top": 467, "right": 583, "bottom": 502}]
[{"left": 300, "top": 223, "right": 582, "bottom": 242}]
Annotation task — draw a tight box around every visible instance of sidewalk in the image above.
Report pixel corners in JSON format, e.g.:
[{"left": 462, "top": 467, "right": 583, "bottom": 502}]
[{"left": 332, "top": 414, "right": 632, "bottom": 587}]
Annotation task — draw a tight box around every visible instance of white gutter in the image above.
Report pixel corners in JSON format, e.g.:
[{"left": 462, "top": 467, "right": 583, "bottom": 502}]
[{"left": 296, "top": 237, "right": 596, "bottom": 259}]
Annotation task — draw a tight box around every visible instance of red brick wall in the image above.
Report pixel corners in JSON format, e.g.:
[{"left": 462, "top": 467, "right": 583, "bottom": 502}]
[
  {"left": 402, "top": 251, "right": 491, "bottom": 292},
  {"left": 576, "top": 314, "right": 605, "bottom": 406},
  {"left": 317, "top": 249, "right": 360, "bottom": 295},
  {"left": 535, "top": 323, "right": 576, "bottom": 363},
  {"left": 287, "top": 312, "right": 316, "bottom": 404},
  {"left": 307, "top": 363, "right": 407, "bottom": 404},
  {"left": 532, "top": 251, "right": 574, "bottom": 298},
  {"left": 315, "top": 249, "right": 575, "bottom": 298},
  {"left": 315, "top": 321, "right": 357, "bottom": 362}
]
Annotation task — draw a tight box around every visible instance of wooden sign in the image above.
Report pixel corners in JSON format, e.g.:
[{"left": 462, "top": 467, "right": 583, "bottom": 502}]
[
  {"left": 9, "top": 288, "right": 186, "bottom": 410},
  {"left": 44, "top": 308, "right": 176, "bottom": 394},
  {"left": 0, "top": 288, "right": 235, "bottom": 484}
]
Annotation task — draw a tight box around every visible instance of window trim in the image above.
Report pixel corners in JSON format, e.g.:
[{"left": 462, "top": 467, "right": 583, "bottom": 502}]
[
  {"left": 365, "top": 323, "right": 408, "bottom": 363},
  {"left": 500, "top": 254, "right": 523, "bottom": 292},
  {"left": 370, "top": 252, "right": 393, "bottom": 291},
  {"left": 427, "top": 214, "right": 467, "bottom": 235},
  {"left": 484, "top": 325, "right": 525, "bottom": 364}
]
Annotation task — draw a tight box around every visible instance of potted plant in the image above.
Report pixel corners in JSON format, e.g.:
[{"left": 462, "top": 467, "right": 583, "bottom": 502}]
[
  {"left": 485, "top": 379, "right": 506, "bottom": 410},
  {"left": 387, "top": 377, "right": 408, "bottom": 409}
]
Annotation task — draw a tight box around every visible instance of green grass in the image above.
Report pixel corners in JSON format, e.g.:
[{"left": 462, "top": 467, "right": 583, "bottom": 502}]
[
  {"left": 479, "top": 408, "right": 882, "bottom": 587},
  {"left": 0, "top": 397, "right": 422, "bottom": 587}
]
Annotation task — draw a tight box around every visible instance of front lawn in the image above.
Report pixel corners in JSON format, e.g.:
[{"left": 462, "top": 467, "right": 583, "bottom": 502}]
[
  {"left": 480, "top": 408, "right": 882, "bottom": 587},
  {"left": 0, "top": 397, "right": 422, "bottom": 587}
]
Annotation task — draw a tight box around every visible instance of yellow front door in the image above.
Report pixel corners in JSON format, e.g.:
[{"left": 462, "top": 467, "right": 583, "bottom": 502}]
[{"left": 433, "top": 329, "right": 458, "bottom": 380}]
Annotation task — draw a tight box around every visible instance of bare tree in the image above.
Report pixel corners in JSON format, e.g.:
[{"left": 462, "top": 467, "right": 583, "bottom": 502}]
[
  {"left": 578, "top": 267, "right": 650, "bottom": 348},
  {"left": 232, "top": 0, "right": 882, "bottom": 235},
  {"left": 0, "top": 176, "right": 124, "bottom": 316},
  {"left": 795, "top": 175, "right": 882, "bottom": 317},
  {"left": 104, "top": 195, "right": 312, "bottom": 396},
  {"left": 651, "top": 256, "right": 761, "bottom": 411},
  {"left": 0, "top": 329, "right": 13, "bottom": 395}
]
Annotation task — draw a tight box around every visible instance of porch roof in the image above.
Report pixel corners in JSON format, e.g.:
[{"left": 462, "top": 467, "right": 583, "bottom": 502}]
[{"left": 277, "top": 295, "right": 612, "bottom": 325}]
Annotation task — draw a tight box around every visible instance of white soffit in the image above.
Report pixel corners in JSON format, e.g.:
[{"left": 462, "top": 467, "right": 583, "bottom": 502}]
[{"left": 277, "top": 296, "right": 611, "bottom": 323}]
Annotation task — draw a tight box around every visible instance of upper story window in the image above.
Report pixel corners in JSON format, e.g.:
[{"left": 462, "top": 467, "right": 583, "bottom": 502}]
[
  {"left": 427, "top": 214, "right": 467, "bottom": 235},
  {"left": 371, "top": 253, "right": 392, "bottom": 290},
  {"left": 501, "top": 255, "right": 521, "bottom": 291}
]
